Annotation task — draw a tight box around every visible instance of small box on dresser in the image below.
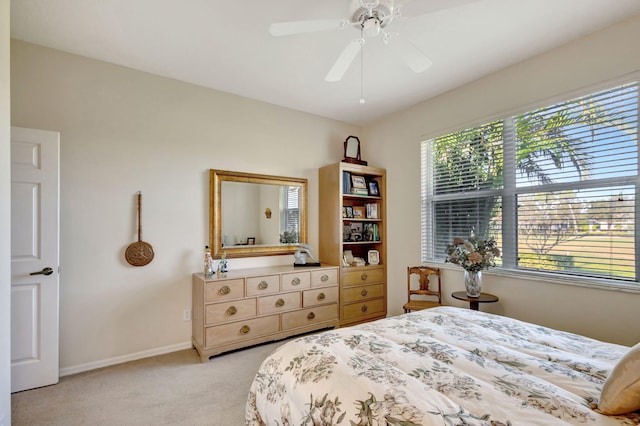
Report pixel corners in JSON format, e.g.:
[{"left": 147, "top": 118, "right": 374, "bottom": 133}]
[{"left": 192, "top": 265, "right": 339, "bottom": 362}]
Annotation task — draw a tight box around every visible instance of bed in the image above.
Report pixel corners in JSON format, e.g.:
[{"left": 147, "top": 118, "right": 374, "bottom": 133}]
[{"left": 246, "top": 306, "right": 640, "bottom": 425}]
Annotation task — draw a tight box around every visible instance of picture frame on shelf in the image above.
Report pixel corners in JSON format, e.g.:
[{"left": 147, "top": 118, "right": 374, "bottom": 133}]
[
  {"left": 343, "top": 250, "right": 354, "bottom": 265},
  {"left": 368, "top": 250, "right": 380, "bottom": 265},
  {"left": 351, "top": 175, "right": 367, "bottom": 189},
  {"left": 343, "top": 206, "right": 354, "bottom": 218},
  {"left": 362, "top": 223, "right": 379, "bottom": 241},
  {"left": 343, "top": 224, "right": 352, "bottom": 241},
  {"left": 363, "top": 223, "right": 374, "bottom": 241},
  {"left": 365, "top": 203, "right": 378, "bottom": 219},
  {"left": 351, "top": 175, "right": 369, "bottom": 195},
  {"left": 349, "top": 222, "right": 363, "bottom": 241},
  {"left": 247, "top": 237, "right": 256, "bottom": 245},
  {"left": 352, "top": 206, "right": 365, "bottom": 218},
  {"left": 367, "top": 180, "right": 380, "bottom": 196}
]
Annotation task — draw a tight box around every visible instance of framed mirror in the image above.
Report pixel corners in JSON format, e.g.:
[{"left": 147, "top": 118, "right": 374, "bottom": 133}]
[
  {"left": 210, "top": 169, "right": 307, "bottom": 258},
  {"left": 343, "top": 135, "right": 367, "bottom": 165}
]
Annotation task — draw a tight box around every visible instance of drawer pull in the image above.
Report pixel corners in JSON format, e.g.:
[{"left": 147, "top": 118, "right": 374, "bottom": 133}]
[
  {"left": 258, "top": 281, "right": 269, "bottom": 290},
  {"left": 317, "top": 292, "right": 326, "bottom": 301},
  {"left": 226, "top": 306, "right": 237, "bottom": 316},
  {"left": 240, "top": 325, "right": 251, "bottom": 335},
  {"left": 361, "top": 305, "right": 368, "bottom": 313},
  {"left": 219, "top": 285, "right": 231, "bottom": 295},
  {"left": 360, "top": 273, "right": 368, "bottom": 281},
  {"left": 307, "top": 312, "right": 316, "bottom": 320},
  {"left": 321, "top": 274, "right": 329, "bottom": 282},
  {"left": 361, "top": 289, "right": 368, "bottom": 297},
  {"left": 275, "top": 298, "right": 285, "bottom": 307},
  {"left": 291, "top": 277, "right": 301, "bottom": 286}
]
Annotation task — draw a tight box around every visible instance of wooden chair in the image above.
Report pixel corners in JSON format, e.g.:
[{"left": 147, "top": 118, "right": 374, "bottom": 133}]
[{"left": 403, "top": 266, "right": 443, "bottom": 313}]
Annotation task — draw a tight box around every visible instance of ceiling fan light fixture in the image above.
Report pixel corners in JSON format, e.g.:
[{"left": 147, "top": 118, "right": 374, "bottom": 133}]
[
  {"left": 362, "top": 18, "right": 380, "bottom": 37},
  {"left": 350, "top": 0, "right": 394, "bottom": 28}
]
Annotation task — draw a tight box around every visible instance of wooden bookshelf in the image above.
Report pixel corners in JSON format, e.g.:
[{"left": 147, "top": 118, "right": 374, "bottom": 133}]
[{"left": 319, "top": 162, "right": 386, "bottom": 327}]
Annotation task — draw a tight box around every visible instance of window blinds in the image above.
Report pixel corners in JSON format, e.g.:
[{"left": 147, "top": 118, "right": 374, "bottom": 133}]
[{"left": 423, "top": 81, "right": 639, "bottom": 283}]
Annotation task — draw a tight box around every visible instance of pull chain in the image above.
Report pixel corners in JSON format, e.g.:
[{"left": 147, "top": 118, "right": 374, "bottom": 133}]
[{"left": 360, "top": 31, "right": 365, "bottom": 104}]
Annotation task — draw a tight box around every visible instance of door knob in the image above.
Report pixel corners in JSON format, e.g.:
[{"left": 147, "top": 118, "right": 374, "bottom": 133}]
[{"left": 30, "top": 267, "right": 54, "bottom": 276}]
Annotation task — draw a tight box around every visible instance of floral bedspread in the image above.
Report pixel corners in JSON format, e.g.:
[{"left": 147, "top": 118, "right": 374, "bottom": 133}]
[{"left": 246, "top": 306, "right": 639, "bottom": 425}]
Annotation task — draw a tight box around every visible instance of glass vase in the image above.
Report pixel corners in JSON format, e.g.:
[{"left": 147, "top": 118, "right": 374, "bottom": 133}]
[{"left": 464, "top": 270, "right": 482, "bottom": 297}]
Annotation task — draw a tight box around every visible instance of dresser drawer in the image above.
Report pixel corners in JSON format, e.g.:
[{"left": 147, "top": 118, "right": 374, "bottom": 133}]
[
  {"left": 258, "top": 292, "right": 301, "bottom": 315},
  {"left": 342, "top": 298, "right": 385, "bottom": 321},
  {"left": 342, "top": 268, "right": 384, "bottom": 287},
  {"left": 281, "top": 304, "right": 338, "bottom": 330},
  {"left": 205, "top": 278, "right": 244, "bottom": 303},
  {"left": 311, "top": 268, "right": 338, "bottom": 287},
  {"left": 281, "top": 271, "right": 311, "bottom": 292},
  {"left": 246, "top": 275, "right": 279, "bottom": 296},
  {"left": 205, "top": 315, "right": 279, "bottom": 348},
  {"left": 303, "top": 286, "right": 338, "bottom": 307},
  {"left": 205, "top": 298, "right": 256, "bottom": 325},
  {"left": 342, "top": 283, "right": 384, "bottom": 303}
]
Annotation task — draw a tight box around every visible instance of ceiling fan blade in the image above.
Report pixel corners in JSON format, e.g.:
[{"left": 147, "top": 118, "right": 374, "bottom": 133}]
[
  {"left": 325, "top": 39, "right": 363, "bottom": 82},
  {"left": 385, "top": 34, "right": 432, "bottom": 73},
  {"left": 269, "top": 19, "right": 346, "bottom": 37},
  {"left": 397, "top": 0, "right": 480, "bottom": 19}
]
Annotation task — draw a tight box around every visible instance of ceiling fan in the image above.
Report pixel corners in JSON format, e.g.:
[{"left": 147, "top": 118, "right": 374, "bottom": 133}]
[{"left": 269, "top": 0, "right": 475, "bottom": 82}]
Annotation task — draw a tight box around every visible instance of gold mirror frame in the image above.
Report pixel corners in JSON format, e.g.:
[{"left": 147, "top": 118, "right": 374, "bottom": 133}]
[{"left": 210, "top": 169, "right": 308, "bottom": 258}]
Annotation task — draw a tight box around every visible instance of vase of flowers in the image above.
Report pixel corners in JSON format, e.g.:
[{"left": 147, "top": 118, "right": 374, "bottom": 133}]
[{"left": 446, "top": 231, "right": 500, "bottom": 297}]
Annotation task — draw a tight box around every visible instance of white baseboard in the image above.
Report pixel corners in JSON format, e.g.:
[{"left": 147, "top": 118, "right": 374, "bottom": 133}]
[{"left": 59, "top": 341, "right": 193, "bottom": 377}]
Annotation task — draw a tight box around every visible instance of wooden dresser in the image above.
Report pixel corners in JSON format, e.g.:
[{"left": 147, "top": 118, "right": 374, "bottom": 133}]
[{"left": 192, "top": 264, "right": 339, "bottom": 362}]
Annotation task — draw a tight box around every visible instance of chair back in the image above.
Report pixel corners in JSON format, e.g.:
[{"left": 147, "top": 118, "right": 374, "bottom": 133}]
[{"left": 407, "top": 266, "right": 442, "bottom": 304}]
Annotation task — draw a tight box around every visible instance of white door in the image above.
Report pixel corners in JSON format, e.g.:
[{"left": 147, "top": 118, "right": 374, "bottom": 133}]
[{"left": 11, "top": 126, "right": 60, "bottom": 393}]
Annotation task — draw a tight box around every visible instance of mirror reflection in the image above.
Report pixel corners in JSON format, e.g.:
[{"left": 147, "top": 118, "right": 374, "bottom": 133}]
[
  {"left": 210, "top": 170, "right": 307, "bottom": 258},
  {"left": 221, "top": 181, "right": 301, "bottom": 247}
]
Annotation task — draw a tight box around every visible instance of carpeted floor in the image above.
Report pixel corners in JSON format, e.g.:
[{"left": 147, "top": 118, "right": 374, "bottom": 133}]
[{"left": 11, "top": 339, "right": 288, "bottom": 425}]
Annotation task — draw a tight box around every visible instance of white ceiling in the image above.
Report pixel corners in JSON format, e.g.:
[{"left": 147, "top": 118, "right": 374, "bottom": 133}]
[{"left": 10, "top": 0, "right": 640, "bottom": 126}]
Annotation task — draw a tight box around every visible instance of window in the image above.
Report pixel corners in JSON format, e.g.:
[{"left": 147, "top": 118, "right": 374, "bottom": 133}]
[
  {"left": 422, "top": 81, "right": 639, "bottom": 285},
  {"left": 280, "top": 186, "right": 300, "bottom": 242}
]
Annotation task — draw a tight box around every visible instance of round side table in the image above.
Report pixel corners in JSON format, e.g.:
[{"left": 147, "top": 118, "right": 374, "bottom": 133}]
[{"left": 451, "top": 291, "right": 499, "bottom": 311}]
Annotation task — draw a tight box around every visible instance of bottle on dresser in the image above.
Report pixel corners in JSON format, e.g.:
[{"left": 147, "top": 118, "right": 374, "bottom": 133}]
[{"left": 204, "top": 245, "right": 214, "bottom": 278}]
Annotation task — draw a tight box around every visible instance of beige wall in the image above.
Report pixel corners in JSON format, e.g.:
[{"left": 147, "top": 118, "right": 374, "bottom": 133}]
[
  {"left": 363, "top": 14, "right": 640, "bottom": 346},
  {"left": 10, "top": 40, "right": 360, "bottom": 372},
  {"left": 1, "top": 0, "right": 11, "bottom": 421}
]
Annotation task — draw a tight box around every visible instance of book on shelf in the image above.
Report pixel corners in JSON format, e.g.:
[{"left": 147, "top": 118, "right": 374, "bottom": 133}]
[
  {"left": 352, "top": 188, "right": 369, "bottom": 196},
  {"left": 342, "top": 171, "right": 352, "bottom": 194}
]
